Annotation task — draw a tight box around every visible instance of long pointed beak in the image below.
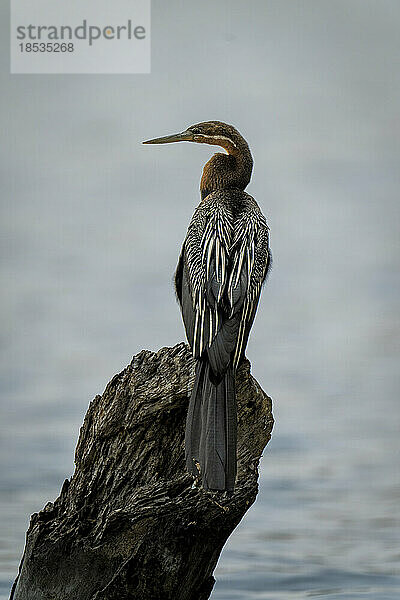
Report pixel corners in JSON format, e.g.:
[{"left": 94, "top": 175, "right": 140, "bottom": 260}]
[{"left": 142, "top": 130, "right": 194, "bottom": 145}]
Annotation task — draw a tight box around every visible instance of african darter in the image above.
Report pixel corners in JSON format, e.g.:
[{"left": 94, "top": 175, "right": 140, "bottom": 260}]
[{"left": 143, "top": 121, "right": 271, "bottom": 492}]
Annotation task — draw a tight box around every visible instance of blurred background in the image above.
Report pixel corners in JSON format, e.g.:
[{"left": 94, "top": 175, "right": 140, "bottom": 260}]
[{"left": 1, "top": 1, "right": 399, "bottom": 598}]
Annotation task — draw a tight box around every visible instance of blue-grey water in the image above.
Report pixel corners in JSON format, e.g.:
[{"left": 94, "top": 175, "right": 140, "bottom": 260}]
[{"left": 1, "top": 1, "right": 399, "bottom": 598}]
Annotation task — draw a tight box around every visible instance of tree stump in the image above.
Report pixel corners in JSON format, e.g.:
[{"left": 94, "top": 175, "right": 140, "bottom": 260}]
[{"left": 10, "top": 342, "right": 273, "bottom": 600}]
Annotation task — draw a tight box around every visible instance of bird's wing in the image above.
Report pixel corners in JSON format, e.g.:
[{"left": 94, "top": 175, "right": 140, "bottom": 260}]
[
  {"left": 227, "top": 199, "right": 271, "bottom": 369},
  {"left": 176, "top": 193, "right": 270, "bottom": 375},
  {"left": 176, "top": 195, "right": 234, "bottom": 362}
]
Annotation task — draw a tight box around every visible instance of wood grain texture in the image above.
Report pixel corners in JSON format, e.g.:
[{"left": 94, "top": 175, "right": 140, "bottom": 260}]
[{"left": 10, "top": 342, "right": 273, "bottom": 600}]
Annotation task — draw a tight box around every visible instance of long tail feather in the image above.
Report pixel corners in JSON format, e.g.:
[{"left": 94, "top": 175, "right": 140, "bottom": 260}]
[
  {"left": 185, "top": 360, "right": 237, "bottom": 492},
  {"left": 185, "top": 360, "right": 206, "bottom": 477},
  {"left": 224, "top": 365, "right": 237, "bottom": 490}
]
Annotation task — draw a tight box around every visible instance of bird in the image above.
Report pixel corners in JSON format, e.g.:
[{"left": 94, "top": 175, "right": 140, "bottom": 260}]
[{"left": 143, "top": 121, "right": 271, "bottom": 492}]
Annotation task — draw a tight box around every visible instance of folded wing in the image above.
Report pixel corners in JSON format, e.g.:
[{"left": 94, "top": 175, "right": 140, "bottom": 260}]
[{"left": 175, "top": 192, "right": 270, "bottom": 376}]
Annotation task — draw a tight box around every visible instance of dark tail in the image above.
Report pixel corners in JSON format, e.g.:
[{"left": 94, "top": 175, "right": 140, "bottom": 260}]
[{"left": 185, "top": 359, "right": 237, "bottom": 492}]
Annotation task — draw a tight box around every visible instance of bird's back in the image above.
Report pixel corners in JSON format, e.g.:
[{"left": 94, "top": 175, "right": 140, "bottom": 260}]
[{"left": 175, "top": 189, "right": 270, "bottom": 374}]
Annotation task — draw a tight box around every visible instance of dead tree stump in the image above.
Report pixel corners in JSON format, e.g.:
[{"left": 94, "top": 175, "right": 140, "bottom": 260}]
[{"left": 11, "top": 342, "right": 273, "bottom": 600}]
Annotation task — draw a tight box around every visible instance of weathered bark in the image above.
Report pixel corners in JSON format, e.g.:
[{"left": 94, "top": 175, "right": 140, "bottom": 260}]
[{"left": 11, "top": 343, "right": 273, "bottom": 600}]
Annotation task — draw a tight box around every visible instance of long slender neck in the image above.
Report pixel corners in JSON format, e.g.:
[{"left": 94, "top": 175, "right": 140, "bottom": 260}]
[{"left": 200, "top": 139, "right": 253, "bottom": 201}]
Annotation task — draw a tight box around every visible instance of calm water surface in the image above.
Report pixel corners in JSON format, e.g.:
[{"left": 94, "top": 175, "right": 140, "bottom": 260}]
[{"left": 1, "top": 1, "right": 399, "bottom": 598}]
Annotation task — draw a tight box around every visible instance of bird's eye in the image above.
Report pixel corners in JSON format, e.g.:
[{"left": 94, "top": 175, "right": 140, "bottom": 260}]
[{"left": 190, "top": 127, "right": 201, "bottom": 135}]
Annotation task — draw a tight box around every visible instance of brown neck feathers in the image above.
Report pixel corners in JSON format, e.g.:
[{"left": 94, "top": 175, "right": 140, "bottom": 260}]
[{"left": 200, "top": 137, "right": 253, "bottom": 200}]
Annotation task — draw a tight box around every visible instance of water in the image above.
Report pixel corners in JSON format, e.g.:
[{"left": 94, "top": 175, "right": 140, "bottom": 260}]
[{"left": 1, "top": 1, "right": 399, "bottom": 598}]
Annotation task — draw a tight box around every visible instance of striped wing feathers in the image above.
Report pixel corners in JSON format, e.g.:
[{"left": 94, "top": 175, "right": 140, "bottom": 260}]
[
  {"left": 230, "top": 205, "right": 270, "bottom": 368},
  {"left": 184, "top": 198, "right": 233, "bottom": 357},
  {"left": 183, "top": 194, "right": 269, "bottom": 369}
]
